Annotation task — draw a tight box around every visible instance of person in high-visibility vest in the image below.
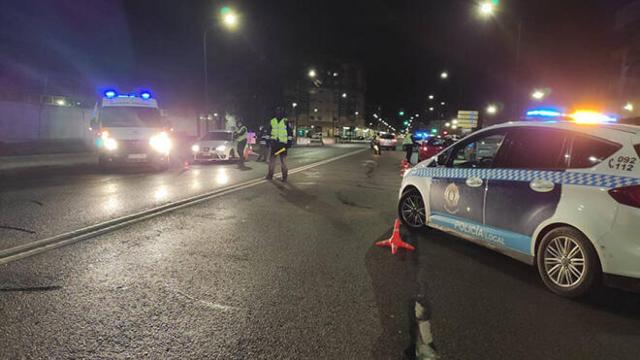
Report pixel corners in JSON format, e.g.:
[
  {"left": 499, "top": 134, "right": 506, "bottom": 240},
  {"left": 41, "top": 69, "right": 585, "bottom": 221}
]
[
  {"left": 265, "top": 107, "right": 293, "bottom": 181},
  {"left": 233, "top": 120, "right": 248, "bottom": 168},
  {"left": 402, "top": 132, "right": 416, "bottom": 162}
]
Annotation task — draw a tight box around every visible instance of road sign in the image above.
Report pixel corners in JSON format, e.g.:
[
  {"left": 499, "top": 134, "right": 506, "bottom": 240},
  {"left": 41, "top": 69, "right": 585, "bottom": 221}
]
[{"left": 457, "top": 110, "right": 479, "bottom": 129}]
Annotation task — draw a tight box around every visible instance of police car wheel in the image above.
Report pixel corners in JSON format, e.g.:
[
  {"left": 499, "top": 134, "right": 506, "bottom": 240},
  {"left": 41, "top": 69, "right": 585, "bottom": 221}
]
[
  {"left": 398, "top": 188, "right": 426, "bottom": 230},
  {"left": 536, "top": 227, "right": 601, "bottom": 298}
]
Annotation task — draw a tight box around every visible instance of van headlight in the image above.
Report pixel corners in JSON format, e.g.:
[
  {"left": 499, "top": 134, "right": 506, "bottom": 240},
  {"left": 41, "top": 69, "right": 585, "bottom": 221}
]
[
  {"left": 215, "top": 145, "right": 226, "bottom": 152},
  {"left": 191, "top": 144, "right": 200, "bottom": 153},
  {"left": 104, "top": 137, "right": 118, "bottom": 151},
  {"left": 149, "top": 132, "right": 172, "bottom": 155}
]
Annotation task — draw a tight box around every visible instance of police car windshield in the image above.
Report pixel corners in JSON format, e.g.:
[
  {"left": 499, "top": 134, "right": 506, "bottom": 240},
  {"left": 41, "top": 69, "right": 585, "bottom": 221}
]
[
  {"left": 101, "top": 107, "right": 163, "bottom": 128},
  {"left": 380, "top": 134, "right": 395, "bottom": 139},
  {"left": 202, "top": 132, "right": 232, "bottom": 141}
]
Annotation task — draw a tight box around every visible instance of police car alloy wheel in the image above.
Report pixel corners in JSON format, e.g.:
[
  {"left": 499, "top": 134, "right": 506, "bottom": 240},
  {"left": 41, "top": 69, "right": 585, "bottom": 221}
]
[
  {"left": 536, "top": 227, "right": 601, "bottom": 298},
  {"left": 399, "top": 188, "right": 426, "bottom": 229}
]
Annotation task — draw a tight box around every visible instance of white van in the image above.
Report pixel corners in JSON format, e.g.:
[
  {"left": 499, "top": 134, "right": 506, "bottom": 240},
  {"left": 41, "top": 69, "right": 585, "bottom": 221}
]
[{"left": 91, "top": 90, "right": 172, "bottom": 170}]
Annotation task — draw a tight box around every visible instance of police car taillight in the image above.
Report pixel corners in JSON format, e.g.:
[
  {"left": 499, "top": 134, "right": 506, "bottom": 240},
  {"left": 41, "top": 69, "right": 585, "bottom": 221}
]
[{"left": 609, "top": 186, "right": 640, "bottom": 208}]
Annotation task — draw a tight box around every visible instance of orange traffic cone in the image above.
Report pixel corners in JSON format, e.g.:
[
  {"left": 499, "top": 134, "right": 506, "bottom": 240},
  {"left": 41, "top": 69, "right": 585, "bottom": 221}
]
[
  {"left": 400, "top": 159, "right": 411, "bottom": 177},
  {"left": 376, "top": 219, "right": 415, "bottom": 254}
]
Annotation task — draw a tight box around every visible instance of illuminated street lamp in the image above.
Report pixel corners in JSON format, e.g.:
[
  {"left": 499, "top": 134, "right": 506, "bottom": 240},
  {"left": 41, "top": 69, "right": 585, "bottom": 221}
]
[
  {"left": 292, "top": 102, "right": 298, "bottom": 108},
  {"left": 624, "top": 102, "right": 634, "bottom": 112},
  {"left": 531, "top": 89, "right": 546, "bottom": 101},
  {"left": 429, "top": 107, "right": 434, "bottom": 111},
  {"left": 341, "top": 92, "right": 347, "bottom": 99},
  {"left": 308, "top": 69, "right": 317, "bottom": 78},
  {"left": 440, "top": 71, "right": 449, "bottom": 79},
  {"left": 221, "top": 7, "right": 239, "bottom": 30},
  {"left": 428, "top": 95, "right": 435, "bottom": 100},
  {"left": 202, "top": 5, "right": 241, "bottom": 134},
  {"left": 486, "top": 104, "right": 498, "bottom": 115},
  {"left": 478, "top": 1, "right": 497, "bottom": 17}
]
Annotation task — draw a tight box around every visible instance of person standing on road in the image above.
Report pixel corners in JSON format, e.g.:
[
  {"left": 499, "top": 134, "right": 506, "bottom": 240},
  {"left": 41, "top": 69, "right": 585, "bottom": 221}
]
[
  {"left": 234, "top": 120, "right": 248, "bottom": 168},
  {"left": 265, "top": 107, "right": 293, "bottom": 182},
  {"left": 371, "top": 133, "right": 381, "bottom": 155},
  {"left": 256, "top": 125, "right": 269, "bottom": 162},
  {"left": 402, "top": 132, "right": 415, "bottom": 162}
]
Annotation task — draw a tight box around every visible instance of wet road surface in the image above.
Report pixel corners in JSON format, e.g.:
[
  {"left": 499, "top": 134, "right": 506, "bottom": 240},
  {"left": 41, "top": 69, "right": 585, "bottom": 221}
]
[
  {"left": 1, "top": 148, "right": 640, "bottom": 359},
  {"left": 0, "top": 145, "right": 361, "bottom": 251}
]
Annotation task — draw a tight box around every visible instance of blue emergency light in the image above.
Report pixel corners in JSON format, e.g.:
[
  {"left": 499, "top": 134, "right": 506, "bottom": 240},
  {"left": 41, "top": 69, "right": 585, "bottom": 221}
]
[{"left": 103, "top": 90, "right": 153, "bottom": 100}]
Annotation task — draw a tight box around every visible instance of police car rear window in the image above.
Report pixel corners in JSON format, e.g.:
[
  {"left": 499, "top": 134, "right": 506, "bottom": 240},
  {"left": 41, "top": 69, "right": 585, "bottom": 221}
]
[{"left": 569, "top": 135, "right": 622, "bottom": 169}]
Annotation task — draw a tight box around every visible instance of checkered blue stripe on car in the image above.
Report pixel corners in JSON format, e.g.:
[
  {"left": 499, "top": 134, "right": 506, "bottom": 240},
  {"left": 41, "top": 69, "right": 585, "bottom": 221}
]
[{"left": 406, "top": 167, "right": 640, "bottom": 188}]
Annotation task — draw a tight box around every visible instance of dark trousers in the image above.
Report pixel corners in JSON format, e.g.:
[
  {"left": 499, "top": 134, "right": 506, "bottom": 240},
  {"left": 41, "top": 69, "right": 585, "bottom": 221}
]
[
  {"left": 404, "top": 144, "right": 413, "bottom": 161},
  {"left": 257, "top": 143, "right": 269, "bottom": 162},
  {"left": 237, "top": 140, "right": 247, "bottom": 167},
  {"left": 267, "top": 147, "right": 288, "bottom": 180}
]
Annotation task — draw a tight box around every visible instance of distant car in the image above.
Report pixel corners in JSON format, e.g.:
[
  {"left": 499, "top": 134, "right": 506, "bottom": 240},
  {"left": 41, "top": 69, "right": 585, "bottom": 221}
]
[
  {"left": 191, "top": 131, "right": 239, "bottom": 162},
  {"left": 378, "top": 133, "right": 397, "bottom": 150},
  {"left": 418, "top": 137, "right": 454, "bottom": 161},
  {"left": 399, "top": 120, "right": 640, "bottom": 298}
]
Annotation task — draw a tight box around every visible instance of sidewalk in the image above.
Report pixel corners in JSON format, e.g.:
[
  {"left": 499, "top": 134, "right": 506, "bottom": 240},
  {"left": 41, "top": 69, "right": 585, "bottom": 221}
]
[{"left": 0, "top": 152, "right": 97, "bottom": 171}]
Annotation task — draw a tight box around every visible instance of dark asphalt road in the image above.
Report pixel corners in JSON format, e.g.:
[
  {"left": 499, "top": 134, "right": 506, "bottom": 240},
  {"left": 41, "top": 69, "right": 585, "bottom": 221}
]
[
  {"left": 1, "top": 147, "right": 640, "bottom": 359},
  {"left": 0, "top": 145, "right": 361, "bottom": 251}
]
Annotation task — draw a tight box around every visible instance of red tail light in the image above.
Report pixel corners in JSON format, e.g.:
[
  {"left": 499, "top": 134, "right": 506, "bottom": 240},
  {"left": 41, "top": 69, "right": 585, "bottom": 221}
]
[{"left": 609, "top": 185, "right": 640, "bottom": 208}]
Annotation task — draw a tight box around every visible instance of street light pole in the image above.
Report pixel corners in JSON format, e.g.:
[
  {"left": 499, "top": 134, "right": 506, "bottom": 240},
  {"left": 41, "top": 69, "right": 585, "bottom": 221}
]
[{"left": 203, "top": 29, "right": 209, "bottom": 123}]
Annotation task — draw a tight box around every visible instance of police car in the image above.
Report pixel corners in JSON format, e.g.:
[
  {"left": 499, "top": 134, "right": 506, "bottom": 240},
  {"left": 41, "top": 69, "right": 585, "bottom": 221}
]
[{"left": 398, "top": 114, "right": 640, "bottom": 297}]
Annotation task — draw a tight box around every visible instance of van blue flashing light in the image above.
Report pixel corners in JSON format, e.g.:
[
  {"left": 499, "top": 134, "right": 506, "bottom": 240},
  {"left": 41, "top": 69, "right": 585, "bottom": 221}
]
[{"left": 103, "top": 90, "right": 154, "bottom": 100}]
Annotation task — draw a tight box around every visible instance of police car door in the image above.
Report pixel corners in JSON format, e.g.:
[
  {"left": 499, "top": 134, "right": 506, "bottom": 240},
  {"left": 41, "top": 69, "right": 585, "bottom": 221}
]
[
  {"left": 428, "top": 130, "right": 507, "bottom": 240},
  {"left": 484, "top": 127, "right": 570, "bottom": 261}
]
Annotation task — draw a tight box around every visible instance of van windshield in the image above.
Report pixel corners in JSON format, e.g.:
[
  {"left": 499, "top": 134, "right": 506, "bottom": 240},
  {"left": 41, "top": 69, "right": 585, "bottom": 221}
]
[{"left": 100, "top": 107, "right": 163, "bottom": 128}]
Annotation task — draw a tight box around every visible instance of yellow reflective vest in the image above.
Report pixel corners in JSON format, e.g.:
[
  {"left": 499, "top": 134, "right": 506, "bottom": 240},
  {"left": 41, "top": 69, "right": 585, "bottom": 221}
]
[{"left": 270, "top": 117, "right": 288, "bottom": 143}]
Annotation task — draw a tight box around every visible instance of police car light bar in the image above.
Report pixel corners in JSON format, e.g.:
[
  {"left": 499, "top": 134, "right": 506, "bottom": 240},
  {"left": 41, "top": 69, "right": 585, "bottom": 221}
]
[
  {"left": 526, "top": 109, "right": 563, "bottom": 118},
  {"left": 525, "top": 107, "right": 617, "bottom": 124},
  {"left": 104, "top": 90, "right": 117, "bottom": 99}
]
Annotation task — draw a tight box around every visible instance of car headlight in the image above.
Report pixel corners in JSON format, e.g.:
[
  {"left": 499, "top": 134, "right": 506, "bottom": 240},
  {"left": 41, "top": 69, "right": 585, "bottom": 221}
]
[
  {"left": 149, "top": 132, "right": 172, "bottom": 155},
  {"left": 191, "top": 144, "right": 200, "bottom": 153},
  {"left": 104, "top": 137, "right": 118, "bottom": 151},
  {"left": 215, "top": 145, "right": 226, "bottom": 152}
]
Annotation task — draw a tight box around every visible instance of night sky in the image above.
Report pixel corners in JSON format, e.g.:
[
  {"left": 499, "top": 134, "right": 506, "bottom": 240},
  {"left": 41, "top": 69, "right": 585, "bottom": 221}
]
[{"left": 0, "top": 0, "right": 634, "bottom": 123}]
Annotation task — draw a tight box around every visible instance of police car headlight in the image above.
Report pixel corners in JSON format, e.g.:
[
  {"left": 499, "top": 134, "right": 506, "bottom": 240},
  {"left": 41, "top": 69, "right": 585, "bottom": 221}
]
[
  {"left": 215, "top": 145, "right": 226, "bottom": 152},
  {"left": 104, "top": 137, "right": 118, "bottom": 151},
  {"left": 191, "top": 144, "right": 200, "bottom": 153},
  {"left": 149, "top": 132, "right": 172, "bottom": 155}
]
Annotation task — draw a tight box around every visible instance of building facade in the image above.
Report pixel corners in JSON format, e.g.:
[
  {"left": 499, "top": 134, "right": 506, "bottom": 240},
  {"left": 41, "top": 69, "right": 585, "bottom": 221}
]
[{"left": 284, "top": 61, "right": 366, "bottom": 138}]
